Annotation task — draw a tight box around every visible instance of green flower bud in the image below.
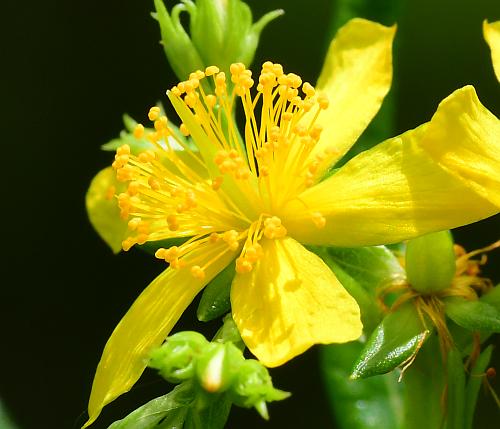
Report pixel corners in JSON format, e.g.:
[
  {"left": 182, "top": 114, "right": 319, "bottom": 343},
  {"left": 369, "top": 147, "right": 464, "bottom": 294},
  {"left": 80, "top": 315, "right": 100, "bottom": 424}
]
[
  {"left": 405, "top": 230, "right": 456, "bottom": 294},
  {"left": 196, "top": 342, "right": 244, "bottom": 393},
  {"left": 149, "top": 331, "right": 209, "bottom": 383},
  {"left": 229, "top": 359, "right": 290, "bottom": 419},
  {"left": 153, "top": 0, "right": 283, "bottom": 80}
]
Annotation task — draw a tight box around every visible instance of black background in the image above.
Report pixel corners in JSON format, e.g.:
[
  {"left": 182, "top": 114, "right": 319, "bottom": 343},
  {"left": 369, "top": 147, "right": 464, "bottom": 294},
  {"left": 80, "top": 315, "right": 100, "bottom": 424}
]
[{"left": 2, "top": 0, "right": 500, "bottom": 428}]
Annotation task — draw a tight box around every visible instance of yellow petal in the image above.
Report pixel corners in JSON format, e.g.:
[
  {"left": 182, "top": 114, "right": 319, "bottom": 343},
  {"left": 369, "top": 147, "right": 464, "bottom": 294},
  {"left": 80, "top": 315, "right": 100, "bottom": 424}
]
[
  {"left": 484, "top": 20, "right": 500, "bottom": 82},
  {"left": 85, "top": 167, "right": 128, "bottom": 253},
  {"left": 280, "top": 118, "right": 498, "bottom": 247},
  {"left": 308, "top": 18, "right": 396, "bottom": 174},
  {"left": 84, "top": 241, "right": 235, "bottom": 428},
  {"left": 231, "top": 237, "right": 362, "bottom": 367},
  {"left": 419, "top": 86, "right": 500, "bottom": 207}
]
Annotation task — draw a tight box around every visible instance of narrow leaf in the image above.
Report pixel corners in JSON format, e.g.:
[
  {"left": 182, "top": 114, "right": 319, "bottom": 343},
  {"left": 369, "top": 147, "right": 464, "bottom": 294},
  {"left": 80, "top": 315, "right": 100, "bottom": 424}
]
[
  {"left": 197, "top": 262, "right": 235, "bottom": 322},
  {"left": 351, "top": 303, "right": 430, "bottom": 379},
  {"left": 445, "top": 347, "right": 465, "bottom": 429},
  {"left": 445, "top": 298, "right": 500, "bottom": 332}
]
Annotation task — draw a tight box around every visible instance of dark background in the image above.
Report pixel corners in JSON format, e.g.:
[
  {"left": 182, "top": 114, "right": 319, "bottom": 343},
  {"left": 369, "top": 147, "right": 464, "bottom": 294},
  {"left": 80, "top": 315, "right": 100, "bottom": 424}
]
[{"left": 2, "top": 0, "right": 500, "bottom": 428}]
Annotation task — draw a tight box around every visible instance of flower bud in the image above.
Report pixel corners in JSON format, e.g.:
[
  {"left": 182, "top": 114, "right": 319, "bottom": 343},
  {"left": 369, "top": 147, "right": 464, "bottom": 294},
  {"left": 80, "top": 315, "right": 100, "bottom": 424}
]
[
  {"left": 149, "top": 331, "right": 209, "bottom": 383},
  {"left": 154, "top": 0, "right": 283, "bottom": 80},
  {"left": 196, "top": 342, "right": 244, "bottom": 393},
  {"left": 229, "top": 359, "right": 290, "bottom": 419},
  {"left": 405, "top": 230, "right": 456, "bottom": 293}
]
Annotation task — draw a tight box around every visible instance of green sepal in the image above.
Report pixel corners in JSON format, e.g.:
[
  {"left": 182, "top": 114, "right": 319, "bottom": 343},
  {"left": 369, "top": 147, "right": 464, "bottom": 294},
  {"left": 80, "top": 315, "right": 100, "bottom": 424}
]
[
  {"left": 464, "top": 345, "right": 493, "bottom": 429},
  {"left": 444, "top": 297, "right": 500, "bottom": 332},
  {"left": 197, "top": 262, "right": 235, "bottom": 322},
  {"left": 212, "top": 314, "right": 245, "bottom": 350},
  {"left": 184, "top": 392, "right": 232, "bottom": 429},
  {"left": 405, "top": 231, "right": 456, "bottom": 294},
  {"left": 351, "top": 303, "right": 430, "bottom": 379},
  {"left": 107, "top": 380, "right": 195, "bottom": 429},
  {"left": 445, "top": 347, "right": 466, "bottom": 429},
  {"left": 85, "top": 167, "right": 128, "bottom": 253},
  {"left": 320, "top": 342, "right": 403, "bottom": 429}
]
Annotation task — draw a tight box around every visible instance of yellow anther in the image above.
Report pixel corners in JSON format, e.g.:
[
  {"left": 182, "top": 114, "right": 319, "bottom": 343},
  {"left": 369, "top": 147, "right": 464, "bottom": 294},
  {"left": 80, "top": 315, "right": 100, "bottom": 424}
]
[
  {"left": 185, "top": 190, "right": 197, "bottom": 208},
  {"left": 117, "top": 144, "right": 131, "bottom": 156},
  {"left": 214, "top": 150, "right": 229, "bottom": 165},
  {"left": 171, "top": 86, "right": 181, "bottom": 97},
  {"left": 272, "top": 63, "right": 284, "bottom": 76},
  {"left": 188, "top": 78, "right": 200, "bottom": 89},
  {"left": 302, "top": 82, "right": 315, "bottom": 97},
  {"left": 189, "top": 70, "right": 205, "bottom": 80},
  {"left": 318, "top": 94, "right": 330, "bottom": 110},
  {"left": 138, "top": 150, "right": 156, "bottom": 163},
  {"left": 288, "top": 73, "right": 302, "bottom": 88},
  {"left": 236, "top": 257, "right": 253, "bottom": 274},
  {"left": 155, "top": 248, "right": 166, "bottom": 259},
  {"left": 293, "top": 124, "right": 308, "bottom": 137},
  {"left": 235, "top": 168, "right": 250, "bottom": 180},
  {"left": 244, "top": 243, "right": 263, "bottom": 263},
  {"left": 128, "top": 217, "right": 141, "bottom": 231},
  {"left": 308, "top": 161, "right": 320, "bottom": 174},
  {"left": 282, "top": 112, "right": 293, "bottom": 122},
  {"left": 263, "top": 216, "right": 287, "bottom": 239},
  {"left": 148, "top": 106, "right": 161, "bottom": 121},
  {"left": 303, "top": 100, "right": 314, "bottom": 112},
  {"left": 210, "top": 232, "right": 220, "bottom": 243},
  {"left": 148, "top": 176, "right": 161, "bottom": 191},
  {"left": 205, "top": 65, "right": 219, "bottom": 76},
  {"left": 205, "top": 94, "right": 217, "bottom": 108},
  {"left": 312, "top": 212, "right": 326, "bottom": 229},
  {"left": 184, "top": 92, "right": 198, "bottom": 108},
  {"left": 137, "top": 220, "right": 150, "bottom": 235},
  {"left": 133, "top": 123, "right": 145, "bottom": 139},
  {"left": 122, "top": 237, "right": 135, "bottom": 252},
  {"left": 180, "top": 123, "right": 190, "bottom": 136},
  {"left": 223, "top": 230, "right": 240, "bottom": 251},
  {"left": 154, "top": 116, "right": 169, "bottom": 131},
  {"left": 230, "top": 62, "right": 246, "bottom": 75},
  {"left": 105, "top": 185, "right": 116, "bottom": 201},
  {"left": 215, "top": 72, "right": 226, "bottom": 85},
  {"left": 127, "top": 181, "right": 140, "bottom": 196},
  {"left": 211, "top": 176, "right": 223, "bottom": 191},
  {"left": 309, "top": 124, "right": 323, "bottom": 141},
  {"left": 184, "top": 80, "right": 194, "bottom": 93},
  {"left": 177, "top": 82, "right": 186, "bottom": 93},
  {"left": 191, "top": 265, "right": 206, "bottom": 280},
  {"left": 136, "top": 233, "right": 149, "bottom": 245},
  {"left": 116, "top": 165, "right": 134, "bottom": 182},
  {"left": 259, "top": 166, "right": 269, "bottom": 177},
  {"left": 162, "top": 246, "right": 180, "bottom": 262},
  {"left": 166, "top": 214, "right": 179, "bottom": 231}
]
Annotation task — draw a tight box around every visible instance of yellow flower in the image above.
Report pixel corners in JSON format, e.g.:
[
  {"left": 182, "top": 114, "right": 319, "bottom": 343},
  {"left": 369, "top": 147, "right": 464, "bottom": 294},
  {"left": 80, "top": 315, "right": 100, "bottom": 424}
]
[
  {"left": 484, "top": 20, "right": 500, "bottom": 82},
  {"left": 84, "top": 18, "right": 500, "bottom": 427}
]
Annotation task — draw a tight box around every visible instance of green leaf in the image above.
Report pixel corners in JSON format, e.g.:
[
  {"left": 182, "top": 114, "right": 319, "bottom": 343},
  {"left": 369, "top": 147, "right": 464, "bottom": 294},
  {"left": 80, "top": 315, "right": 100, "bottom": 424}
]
[
  {"left": 445, "top": 347, "right": 465, "bottom": 429},
  {"left": 184, "top": 393, "right": 232, "bottom": 429},
  {"left": 445, "top": 298, "right": 500, "bottom": 332},
  {"left": 323, "top": 245, "right": 404, "bottom": 293},
  {"left": 197, "top": 262, "right": 236, "bottom": 322},
  {"left": 351, "top": 303, "right": 430, "bottom": 379},
  {"left": 464, "top": 345, "right": 493, "bottom": 429},
  {"left": 405, "top": 231, "right": 456, "bottom": 293},
  {"left": 320, "top": 342, "right": 403, "bottom": 429},
  {"left": 85, "top": 167, "right": 128, "bottom": 253},
  {"left": 107, "top": 381, "right": 195, "bottom": 429},
  {"left": 480, "top": 284, "right": 500, "bottom": 309}
]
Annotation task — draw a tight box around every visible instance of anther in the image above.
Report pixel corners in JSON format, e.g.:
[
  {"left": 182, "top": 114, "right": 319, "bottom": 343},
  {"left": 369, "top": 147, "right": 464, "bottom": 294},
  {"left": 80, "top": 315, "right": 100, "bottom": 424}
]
[
  {"left": 312, "top": 212, "right": 326, "bottom": 229},
  {"left": 166, "top": 214, "right": 179, "bottom": 231},
  {"left": 148, "top": 106, "right": 161, "bottom": 121},
  {"left": 191, "top": 265, "right": 206, "bottom": 280},
  {"left": 133, "top": 124, "right": 145, "bottom": 139},
  {"left": 180, "top": 123, "right": 190, "bottom": 136},
  {"left": 318, "top": 94, "right": 330, "bottom": 110},
  {"left": 205, "top": 65, "right": 219, "bottom": 76}
]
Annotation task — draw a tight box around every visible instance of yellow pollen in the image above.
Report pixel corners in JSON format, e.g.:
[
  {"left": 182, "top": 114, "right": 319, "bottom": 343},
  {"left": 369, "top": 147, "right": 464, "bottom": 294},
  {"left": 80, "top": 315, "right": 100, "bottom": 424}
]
[
  {"left": 311, "top": 212, "right": 326, "bottom": 229},
  {"left": 127, "top": 217, "right": 141, "bottom": 231},
  {"left": 205, "top": 65, "right": 219, "bottom": 76},
  {"left": 148, "top": 106, "right": 161, "bottom": 121},
  {"left": 263, "top": 216, "right": 287, "bottom": 239},
  {"left": 133, "top": 124, "right": 145, "bottom": 139},
  {"left": 223, "top": 230, "right": 240, "bottom": 251},
  {"left": 191, "top": 265, "right": 206, "bottom": 280}
]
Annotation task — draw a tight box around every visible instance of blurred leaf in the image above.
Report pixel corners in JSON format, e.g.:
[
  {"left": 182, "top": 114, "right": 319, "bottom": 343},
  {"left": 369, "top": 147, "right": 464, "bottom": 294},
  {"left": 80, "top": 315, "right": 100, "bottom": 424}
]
[
  {"left": 86, "top": 167, "right": 128, "bottom": 253},
  {"left": 184, "top": 394, "right": 232, "bottom": 429},
  {"left": 323, "top": 245, "right": 404, "bottom": 293},
  {"left": 480, "top": 284, "right": 500, "bottom": 308},
  {"left": 197, "top": 262, "right": 235, "bottom": 322},
  {"left": 351, "top": 303, "right": 430, "bottom": 379},
  {"left": 464, "top": 345, "right": 493, "bottom": 429},
  {"left": 107, "top": 381, "right": 195, "bottom": 428},
  {"left": 445, "top": 298, "right": 500, "bottom": 332},
  {"left": 320, "top": 342, "right": 403, "bottom": 429},
  {"left": 445, "top": 347, "right": 465, "bottom": 429},
  {"left": 0, "top": 399, "right": 18, "bottom": 429}
]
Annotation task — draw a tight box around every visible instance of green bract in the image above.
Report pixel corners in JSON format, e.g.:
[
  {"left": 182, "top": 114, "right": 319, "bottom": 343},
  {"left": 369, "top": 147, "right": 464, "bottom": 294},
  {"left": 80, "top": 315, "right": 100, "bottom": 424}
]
[{"left": 154, "top": 0, "right": 283, "bottom": 80}]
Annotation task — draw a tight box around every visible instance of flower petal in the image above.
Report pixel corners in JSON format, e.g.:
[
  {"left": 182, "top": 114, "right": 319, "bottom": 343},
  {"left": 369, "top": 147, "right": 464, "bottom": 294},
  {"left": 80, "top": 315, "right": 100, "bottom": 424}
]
[
  {"left": 280, "top": 91, "right": 498, "bottom": 246},
  {"left": 85, "top": 167, "right": 128, "bottom": 254},
  {"left": 484, "top": 20, "right": 500, "bottom": 82},
  {"left": 308, "top": 18, "right": 396, "bottom": 174},
  {"left": 419, "top": 86, "right": 500, "bottom": 207},
  {"left": 84, "top": 241, "right": 235, "bottom": 428},
  {"left": 231, "top": 237, "right": 362, "bottom": 367}
]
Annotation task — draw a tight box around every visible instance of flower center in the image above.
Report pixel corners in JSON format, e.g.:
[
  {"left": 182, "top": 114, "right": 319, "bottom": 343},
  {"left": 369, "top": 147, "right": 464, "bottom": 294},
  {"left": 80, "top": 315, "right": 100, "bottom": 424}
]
[{"left": 111, "top": 62, "right": 331, "bottom": 278}]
